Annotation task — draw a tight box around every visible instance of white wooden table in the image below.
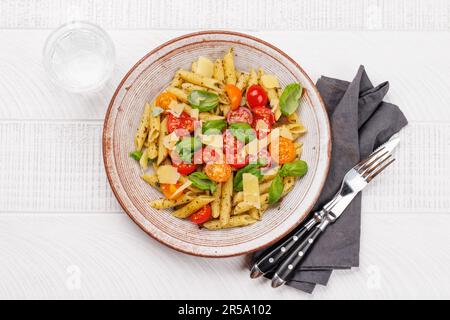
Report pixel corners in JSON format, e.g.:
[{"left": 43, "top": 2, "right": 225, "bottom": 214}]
[{"left": 1, "top": 0, "right": 449, "bottom": 299}]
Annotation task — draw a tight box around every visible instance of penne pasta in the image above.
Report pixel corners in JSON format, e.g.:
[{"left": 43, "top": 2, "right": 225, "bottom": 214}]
[
  {"left": 223, "top": 48, "right": 237, "bottom": 85},
  {"left": 249, "top": 208, "right": 260, "bottom": 221},
  {"left": 181, "top": 82, "right": 228, "bottom": 104},
  {"left": 157, "top": 117, "right": 169, "bottom": 165},
  {"left": 233, "top": 193, "right": 269, "bottom": 215},
  {"left": 141, "top": 173, "right": 160, "bottom": 190},
  {"left": 147, "top": 103, "right": 160, "bottom": 144},
  {"left": 257, "top": 203, "right": 269, "bottom": 219},
  {"left": 248, "top": 68, "right": 258, "bottom": 87},
  {"left": 294, "top": 142, "right": 303, "bottom": 159},
  {"left": 199, "top": 112, "right": 225, "bottom": 121},
  {"left": 220, "top": 104, "right": 231, "bottom": 117},
  {"left": 149, "top": 194, "right": 194, "bottom": 209},
  {"left": 219, "top": 175, "right": 233, "bottom": 225},
  {"left": 213, "top": 59, "right": 225, "bottom": 82},
  {"left": 259, "top": 78, "right": 281, "bottom": 120},
  {"left": 147, "top": 142, "right": 158, "bottom": 160},
  {"left": 236, "top": 72, "right": 250, "bottom": 91},
  {"left": 287, "top": 123, "right": 308, "bottom": 139},
  {"left": 178, "top": 69, "right": 223, "bottom": 92},
  {"left": 134, "top": 102, "right": 152, "bottom": 151},
  {"left": 268, "top": 88, "right": 281, "bottom": 120},
  {"left": 139, "top": 148, "right": 150, "bottom": 170},
  {"left": 282, "top": 177, "right": 295, "bottom": 196},
  {"left": 211, "top": 183, "right": 222, "bottom": 218},
  {"left": 261, "top": 167, "right": 280, "bottom": 182},
  {"left": 287, "top": 112, "right": 299, "bottom": 124},
  {"left": 172, "top": 195, "right": 215, "bottom": 219},
  {"left": 203, "top": 214, "right": 257, "bottom": 230},
  {"left": 166, "top": 86, "right": 189, "bottom": 103},
  {"left": 171, "top": 70, "right": 183, "bottom": 88}
]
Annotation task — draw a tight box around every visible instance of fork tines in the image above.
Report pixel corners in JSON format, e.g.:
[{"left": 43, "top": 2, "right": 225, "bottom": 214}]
[{"left": 354, "top": 147, "right": 396, "bottom": 182}]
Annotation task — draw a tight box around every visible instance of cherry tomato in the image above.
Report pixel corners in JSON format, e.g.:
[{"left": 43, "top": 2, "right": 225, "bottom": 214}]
[
  {"left": 202, "top": 146, "right": 224, "bottom": 165},
  {"left": 161, "top": 182, "right": 184, "bottom": 200},
  {"left": 189, "top": 205, "right": 212, "bottom": 224},
  {"left": 252, "top": 107, "right": 275, "bottom": 139},
  {"left": 230, "top": 154, "right": 249, "bottom": 169},
  {"left": 225, "top": 84, "right": 242, "bottom": 111},
  {"left": 246, "top": 85, "right": 268, "bottom": 109},
  {"left": 252, "top": 106, "right": 275, "bottom": 126},
  {"left": 226, "top": 107, "right": 253, "bottom": 124},
  {"left": 223, "top": 131, "right": 248, "bottom": 168},
  {"left": 205, "top": 163, "right": 232, "bottom": 182},
  {"left": 167, "top": 112, "right": 195, "bottom": 134},
  {"left": 173, "top": 162, "right": 197, "bottom": 175},
  {"left": 155, "top": 92, "right": 177, "bottom": 110},
  {"left": 269, "top": 136, "right": 296, "bottom": 164}
]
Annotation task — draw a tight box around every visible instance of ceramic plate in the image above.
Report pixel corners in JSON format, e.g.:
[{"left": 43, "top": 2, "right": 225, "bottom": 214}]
[{"left": 103, "top": 31, "right": 331, "bottom": 257}]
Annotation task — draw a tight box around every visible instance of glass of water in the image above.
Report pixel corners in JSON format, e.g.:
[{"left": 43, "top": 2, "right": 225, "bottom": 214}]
[{"left": 43, "top": 21, "right": 115, "bottom": 93}]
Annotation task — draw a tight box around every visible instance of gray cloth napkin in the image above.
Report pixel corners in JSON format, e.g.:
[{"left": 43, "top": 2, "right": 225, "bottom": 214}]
[{"left": 251, "top": 66, "right": 408, "bottom": 293}]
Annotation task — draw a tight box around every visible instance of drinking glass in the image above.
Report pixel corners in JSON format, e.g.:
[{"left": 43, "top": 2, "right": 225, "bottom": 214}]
[{"left": 43, "top": 21, "right": 115, "bottom": 93}]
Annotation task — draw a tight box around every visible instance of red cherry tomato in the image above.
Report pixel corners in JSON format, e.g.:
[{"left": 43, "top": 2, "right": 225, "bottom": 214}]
[
  {"left": 252, "top": 106, "right": 275, "bottom": 126},
  {"left": 252, "top": 106, "right": 275, "bottom": 139},
  {"left": 246, "top": 85, "right": 268, "bottom": 109},
  {"left": 230, "top": 154, "right": 249, "bottom": 169},
  {"left": 226, "top": 107, "right": 253, "bottom": 124},
  {"left": 223, "top": 131, "right": 248, "bottom": 168},
  {"left": 173, "top": 162, "right": 197, "bottom": 175},
  {"left": 167, "top": 112, "right": 195, "bottom": 134},
  {"left": 189, "top": 204, "right": 212, "bottom": 224},
  {"left": 202, "top": 146, "right": 223, "bottom": 164},
  {"left": 171, "top": 152, "right": 197, "bottom": 174}
]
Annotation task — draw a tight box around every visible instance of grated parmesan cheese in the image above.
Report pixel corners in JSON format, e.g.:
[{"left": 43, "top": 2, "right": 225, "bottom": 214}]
[{"left": 156, "top": 165, "right": 180, "bottom": 184}]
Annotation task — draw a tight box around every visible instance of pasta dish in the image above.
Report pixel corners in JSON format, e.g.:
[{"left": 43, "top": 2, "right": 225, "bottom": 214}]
[{"left": 130, "top": 48, "right": 308, "bottom": 230}]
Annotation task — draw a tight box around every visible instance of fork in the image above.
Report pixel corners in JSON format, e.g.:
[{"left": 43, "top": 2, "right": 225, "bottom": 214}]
[{"left": 250, "top": 137, "right": 399, "bottom": 287}]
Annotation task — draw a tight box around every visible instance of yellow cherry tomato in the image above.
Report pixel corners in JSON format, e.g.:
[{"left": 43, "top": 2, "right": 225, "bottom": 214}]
[
  {"left": 161, "top": 182, "right": 184, "bottom": 199},
  {"left": 269, "top": 136, "right": 296, "bottom": 164},
  {"left": 155, "top": 92, "right": 177, "bottom": 110},
  {"left": 225, "top": 84, "right": 242, "bottom": 111},
  {"left": 204, "top": 163, "right": 232, "bottom": 183}
]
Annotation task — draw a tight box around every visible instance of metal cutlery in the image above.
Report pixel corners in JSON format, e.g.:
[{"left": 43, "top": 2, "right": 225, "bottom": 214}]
[{"left": 250, "top": 136, "right": 400, "bottom": 288}]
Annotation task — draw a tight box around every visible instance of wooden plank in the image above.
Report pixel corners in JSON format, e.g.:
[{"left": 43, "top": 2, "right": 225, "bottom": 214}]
[
  {"left": 1, "top": 30, "right": 450, "bottom": 122},
  {"left": 0, "top": 122, "right": 448, "bottom": 214},
  {"left": 0, "top": 213, "right": 448, "bottom": 299},
  {"left": 0, "top": 0, "right": 449, "bottom": 31}
]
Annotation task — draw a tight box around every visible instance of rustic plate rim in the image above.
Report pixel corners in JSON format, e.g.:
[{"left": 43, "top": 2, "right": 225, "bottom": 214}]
[{"left": 102, "top": 30, "right": 332, "bottom": 258}]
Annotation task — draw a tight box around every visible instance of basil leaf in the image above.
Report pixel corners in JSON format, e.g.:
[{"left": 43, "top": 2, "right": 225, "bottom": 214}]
[
  {"left": 202, "top": 119, "right": 227, "bottom": 135},
  {"left": 280, "top": 83, "right": 302, "bottom": 116},
  {"left": 129, "top": 150, "right": 143, "bottom": 161},
  {"left": 188, "top": 90, "right": 219, "bottom": 112},
  {"left": 230, "top": 122, "right": 256, "bottom": 143},
  {"left": 175, "top": 137, "right": 202, "bottom": 163},
  {"left": 233, "top": 160, "right": 266, "bottom": 192},
  {"left": 269, "top": 175, "right": 284, "bottom": 204},
  {"left": 279, "top": 160, "right": 308, "bottom": 177},
  {"left": 188, "top": 172, "right": 217, "bottom": 194}
]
